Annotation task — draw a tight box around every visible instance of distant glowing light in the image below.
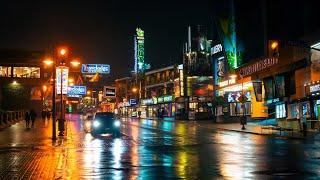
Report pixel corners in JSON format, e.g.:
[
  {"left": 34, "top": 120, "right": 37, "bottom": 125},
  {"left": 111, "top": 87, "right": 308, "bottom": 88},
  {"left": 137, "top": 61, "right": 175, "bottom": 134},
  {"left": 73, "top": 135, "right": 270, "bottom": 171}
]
[
  {"left": 271, "top": 41, "right": 278, "bottom": 50},
  {"left": 43, "top": 59, "right": 54, "bottom": 65},
  {"left": 59, "top": 48, "right": 67, "bottom": 56},
  {"left": 71, "top": 61, "right": 81, "bottom": 67}
]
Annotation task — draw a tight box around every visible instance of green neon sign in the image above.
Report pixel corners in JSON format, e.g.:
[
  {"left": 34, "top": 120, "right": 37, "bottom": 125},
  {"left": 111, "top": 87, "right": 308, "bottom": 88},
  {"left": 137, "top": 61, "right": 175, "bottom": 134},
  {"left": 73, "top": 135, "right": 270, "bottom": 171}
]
[{"left": 136, "top": 28, "right": 145, "bottom": 72}]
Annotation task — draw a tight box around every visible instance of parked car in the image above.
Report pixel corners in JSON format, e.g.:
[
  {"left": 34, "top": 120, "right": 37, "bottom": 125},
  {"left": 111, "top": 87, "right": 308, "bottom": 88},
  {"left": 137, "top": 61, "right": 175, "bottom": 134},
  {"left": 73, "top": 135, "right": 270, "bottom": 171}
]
[{"left": 91, "top": 112, "right": 121, "bottom": 137}]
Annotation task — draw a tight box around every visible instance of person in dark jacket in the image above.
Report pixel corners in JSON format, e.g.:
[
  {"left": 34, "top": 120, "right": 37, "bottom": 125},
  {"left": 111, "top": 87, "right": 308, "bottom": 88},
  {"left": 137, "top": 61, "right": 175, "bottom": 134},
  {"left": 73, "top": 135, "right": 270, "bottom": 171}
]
[
  {"left": 24, "top": 111, "right": 30, "bottom": 128},
  {"left": 41, "top": 110, "right": 46, "bottom": 120},
  {"left": 30, "top": 109, "right": 37, "bottom": 128}
]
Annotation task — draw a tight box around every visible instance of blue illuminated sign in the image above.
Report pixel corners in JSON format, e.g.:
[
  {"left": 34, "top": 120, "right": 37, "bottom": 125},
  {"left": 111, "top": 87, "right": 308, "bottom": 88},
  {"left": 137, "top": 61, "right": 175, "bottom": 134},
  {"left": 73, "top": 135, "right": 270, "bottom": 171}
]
[
  {"left": 81, "top": 64, "right": 110, "bottom": 74},
  {"left": 67, "top": 86, "right": 87, "bottom": 96},
  {"left": 130, "top": 99, "right": 137, "bottom": 105}
]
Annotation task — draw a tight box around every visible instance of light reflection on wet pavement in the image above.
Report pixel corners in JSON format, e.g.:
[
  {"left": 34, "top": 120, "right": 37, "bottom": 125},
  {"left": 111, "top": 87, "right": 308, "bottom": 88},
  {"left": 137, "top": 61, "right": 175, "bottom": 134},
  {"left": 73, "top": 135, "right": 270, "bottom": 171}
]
[{"left": 0, "top": 114, "right": 320, "bottom": 179}]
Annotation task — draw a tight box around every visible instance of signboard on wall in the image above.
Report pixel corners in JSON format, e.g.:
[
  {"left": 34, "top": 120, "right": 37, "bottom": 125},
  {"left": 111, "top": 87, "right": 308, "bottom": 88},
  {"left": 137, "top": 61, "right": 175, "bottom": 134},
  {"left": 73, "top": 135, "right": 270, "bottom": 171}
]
[
  {"left": 56, "top": 67, "right": 69, "bottom": 95},
  {"left": 238, "top": 57, "right": 278, "bottom": 78},
  {"left": 103, "top": 86, "right": 116, "bottom": 98},
  {"left": 81, "top": 64, "right": 110, "bottom": 74},
  {"left": 130, "top": 99, "right": 137, "bottom": 105},
  {"left": 67, "top": 86, "right": 86, "bottom": 97}
]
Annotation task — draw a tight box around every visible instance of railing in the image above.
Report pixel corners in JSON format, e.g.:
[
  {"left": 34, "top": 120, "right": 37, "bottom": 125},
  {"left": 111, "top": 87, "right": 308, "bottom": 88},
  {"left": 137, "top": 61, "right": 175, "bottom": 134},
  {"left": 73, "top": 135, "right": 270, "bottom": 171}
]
[{"left": 0, "top": 110, "right": 26, "bottom": 128}]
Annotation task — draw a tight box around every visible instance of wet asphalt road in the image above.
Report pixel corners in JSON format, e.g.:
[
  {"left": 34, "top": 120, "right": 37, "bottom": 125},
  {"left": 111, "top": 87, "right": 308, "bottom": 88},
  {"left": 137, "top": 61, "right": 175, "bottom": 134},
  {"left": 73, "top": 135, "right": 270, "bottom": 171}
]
[{"left": 1, "top": 114, "right": 320, "bottom": 179}]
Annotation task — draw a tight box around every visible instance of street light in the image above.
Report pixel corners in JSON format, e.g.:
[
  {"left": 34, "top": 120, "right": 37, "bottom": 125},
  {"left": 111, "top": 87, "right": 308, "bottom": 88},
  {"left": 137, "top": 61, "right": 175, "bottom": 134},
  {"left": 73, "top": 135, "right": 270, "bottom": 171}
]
[
  {"left": 43, "top": 47, "right": 81, "bottom": 139},
  {"left": 58, "top": 47, "right": 68, "bottom": 57},
  {"left": 70, "top": 60, "right": 81, "bottom": 67},
  {"left": 43, "top": 57, "right": 57, "bottom": 140},
  {"left": 132, "top": 87, "right": 138, "bottom": 93}
]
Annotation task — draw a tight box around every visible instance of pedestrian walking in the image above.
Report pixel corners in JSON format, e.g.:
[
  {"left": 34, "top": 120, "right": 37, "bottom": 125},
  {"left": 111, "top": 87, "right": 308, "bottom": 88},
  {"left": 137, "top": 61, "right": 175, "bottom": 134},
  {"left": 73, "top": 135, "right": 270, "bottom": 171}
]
[
  {"left": 46, "top": 110, "right": 51, "bottom": 119},
  {"left": 24, "top": 111, "right": 30, "bottom": 128},
  {"left": 41, "top": 109, "right": 46, "bottom": 120},
  {"left": 30, "top": 109, "right": 37, "bottom": 128}
]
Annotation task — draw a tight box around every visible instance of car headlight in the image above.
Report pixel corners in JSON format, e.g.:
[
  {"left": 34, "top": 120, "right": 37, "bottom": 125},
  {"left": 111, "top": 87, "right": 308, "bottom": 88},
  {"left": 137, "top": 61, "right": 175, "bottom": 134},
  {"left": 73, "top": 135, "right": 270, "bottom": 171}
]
[
  {"left": 93, "top": 121, "right": 100, "bottom": 128},
  {"left": 114, "top": 120, "right": 120, "bottom": 127}
]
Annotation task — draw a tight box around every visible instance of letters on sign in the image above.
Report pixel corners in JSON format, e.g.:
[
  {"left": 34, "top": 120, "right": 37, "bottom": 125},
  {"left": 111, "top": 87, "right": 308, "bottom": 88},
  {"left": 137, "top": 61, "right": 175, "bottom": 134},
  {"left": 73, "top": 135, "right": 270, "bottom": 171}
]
[
  {"left": 238, "top": 57, "right": 278, "bottom": 77},
  {"left": 211, "top": 44, "right": 223, "bottom": 55},
  {"left": 310, "top": 84, "right": 320, "bottom": 93}
]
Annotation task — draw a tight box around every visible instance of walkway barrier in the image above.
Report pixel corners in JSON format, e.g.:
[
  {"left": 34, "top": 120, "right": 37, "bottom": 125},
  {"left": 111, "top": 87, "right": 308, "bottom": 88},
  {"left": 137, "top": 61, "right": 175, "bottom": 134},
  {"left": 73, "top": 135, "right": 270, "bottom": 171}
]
[{"left": 0, "top": 110, "right": 25, "bottom": 129}]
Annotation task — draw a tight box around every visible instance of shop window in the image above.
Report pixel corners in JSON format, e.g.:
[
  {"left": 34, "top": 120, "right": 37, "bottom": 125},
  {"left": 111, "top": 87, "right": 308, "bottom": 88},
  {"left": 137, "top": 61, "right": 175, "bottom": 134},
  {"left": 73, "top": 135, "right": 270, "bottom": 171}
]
[
  {"left": 244, "top": 102, "right": 252, "bottom": 115},
  {"left": 276, "top": 103, "right": 286, "bottom": 118},
  {"left": 288, "top": 103, "right": 298, "bottom": 119},
  {"left": 0, "top": 66, "right": 11, "bottom": 77},
  {"left": 314, "top": 100, "right": 320, "bottom": 120},
  {"left": 13, "top": 67, "right": 40, "bottom": 78},
  {"left": 189, "top": 102, "right": 197, "bottom": 110},
  {"left": 216, "top": 106, "right": 223, "bottom": 116},
  {"left": 301, "top": 102, "right": 311, "bottom": 118},
  {"left": 230, "top": 103, "right": 237, "bottom": 116}
]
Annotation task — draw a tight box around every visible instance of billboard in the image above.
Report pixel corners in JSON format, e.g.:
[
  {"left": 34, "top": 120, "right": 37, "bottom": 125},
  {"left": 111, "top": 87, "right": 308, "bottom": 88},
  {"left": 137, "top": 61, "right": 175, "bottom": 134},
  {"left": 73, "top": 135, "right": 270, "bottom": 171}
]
[
  {"left": 103, "top": 86, "right": 116, "bottom": 98},
  {"left": 56, "top": 67, "right": 69, "bottom": 95},
  {"left": 81, "top": 64, "right": 110, "bottom": 74},
  {"left": 67, "top": 86, "right": 86, "bottom": 97}
]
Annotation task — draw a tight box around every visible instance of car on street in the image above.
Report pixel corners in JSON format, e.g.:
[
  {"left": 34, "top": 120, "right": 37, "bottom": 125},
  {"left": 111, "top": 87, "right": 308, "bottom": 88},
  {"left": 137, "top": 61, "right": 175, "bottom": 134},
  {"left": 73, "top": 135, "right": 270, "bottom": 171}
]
[{"left": 91, "top": 112, "right": 121, "bottom": 137}]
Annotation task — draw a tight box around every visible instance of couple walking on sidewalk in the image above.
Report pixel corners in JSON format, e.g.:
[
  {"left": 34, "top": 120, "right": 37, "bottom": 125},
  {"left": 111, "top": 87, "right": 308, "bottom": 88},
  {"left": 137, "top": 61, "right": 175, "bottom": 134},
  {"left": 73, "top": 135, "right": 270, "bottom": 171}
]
[{"left": 24, "top": 110, "right": 37, "bottom": 129}]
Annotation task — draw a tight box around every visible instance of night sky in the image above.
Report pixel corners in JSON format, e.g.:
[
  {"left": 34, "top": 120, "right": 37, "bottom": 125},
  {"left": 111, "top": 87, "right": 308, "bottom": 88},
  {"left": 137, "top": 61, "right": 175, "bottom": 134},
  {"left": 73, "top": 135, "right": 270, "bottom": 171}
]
[{"left": 1, "top": 0, "right": 320, "bottom": 79}]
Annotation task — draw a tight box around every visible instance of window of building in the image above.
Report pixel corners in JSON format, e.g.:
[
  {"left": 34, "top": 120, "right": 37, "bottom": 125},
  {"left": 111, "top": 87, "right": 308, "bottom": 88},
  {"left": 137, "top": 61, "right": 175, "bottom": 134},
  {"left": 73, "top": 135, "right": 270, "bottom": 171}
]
[
  {"left": 276, "top": 103, "right": 286, "bottom": 118},
  {"left": 0, "top": 66, "right": 11, "bottom": 77},
  {"left": 13, "top": 67, "right": 40, "bottom": 78}
]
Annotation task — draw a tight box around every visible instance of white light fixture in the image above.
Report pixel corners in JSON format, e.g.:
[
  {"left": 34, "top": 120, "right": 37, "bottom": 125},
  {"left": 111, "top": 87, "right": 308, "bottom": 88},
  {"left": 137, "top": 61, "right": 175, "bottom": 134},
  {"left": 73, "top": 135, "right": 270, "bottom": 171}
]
[{"left": 114, "top": 121, "right": 120, "bottom": 127}]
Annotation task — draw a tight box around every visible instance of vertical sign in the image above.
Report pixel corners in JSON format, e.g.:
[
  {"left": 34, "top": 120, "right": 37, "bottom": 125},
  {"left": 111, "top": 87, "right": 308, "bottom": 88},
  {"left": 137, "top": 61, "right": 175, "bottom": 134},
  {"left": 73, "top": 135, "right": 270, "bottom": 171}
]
[
  {"left": 56, "top": 67, "right": 69, "bottom": 95},
  {"left": 134, "top": 28, "right": 145, "bottom": 73}
]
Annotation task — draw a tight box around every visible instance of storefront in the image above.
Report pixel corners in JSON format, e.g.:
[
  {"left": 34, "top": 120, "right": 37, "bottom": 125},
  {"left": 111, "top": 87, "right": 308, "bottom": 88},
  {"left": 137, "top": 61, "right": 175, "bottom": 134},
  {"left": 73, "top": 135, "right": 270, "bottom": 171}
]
[
  {"left": 141, "top": 95, "right": 175, "bottom": 118},
  {"left": 188, "top": 96, "right": 213, "bottom": 120},
  {"left": 215, "top": 80, "right": 268, "bottom": 123}
]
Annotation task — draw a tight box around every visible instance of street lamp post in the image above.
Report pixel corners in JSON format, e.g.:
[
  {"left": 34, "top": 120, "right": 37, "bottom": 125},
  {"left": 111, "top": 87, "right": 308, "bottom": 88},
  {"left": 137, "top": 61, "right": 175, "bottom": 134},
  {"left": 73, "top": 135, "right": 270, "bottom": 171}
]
[
  {"left": 43, "top": 46, "right": 80, "bottom": 139},
  {"left": 44, "top": 58, "right": 57, "bottom": 140},
  {"left": 52, "top": 62, "right": 57, "bottom": 140}
]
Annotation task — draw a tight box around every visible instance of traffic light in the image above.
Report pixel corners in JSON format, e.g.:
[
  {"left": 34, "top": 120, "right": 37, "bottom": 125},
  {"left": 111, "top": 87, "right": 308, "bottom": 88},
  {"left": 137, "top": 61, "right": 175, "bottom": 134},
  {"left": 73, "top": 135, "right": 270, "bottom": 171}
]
[{"left": 269, "top": 40, "right": 279, "bottom": 57}]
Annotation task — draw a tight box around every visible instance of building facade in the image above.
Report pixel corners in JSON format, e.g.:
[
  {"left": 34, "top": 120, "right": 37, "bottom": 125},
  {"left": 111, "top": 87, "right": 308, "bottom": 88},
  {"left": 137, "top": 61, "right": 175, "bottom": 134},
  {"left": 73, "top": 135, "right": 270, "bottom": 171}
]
[{"left": 0, "top": 50, "right": 47, "bottom": 115}]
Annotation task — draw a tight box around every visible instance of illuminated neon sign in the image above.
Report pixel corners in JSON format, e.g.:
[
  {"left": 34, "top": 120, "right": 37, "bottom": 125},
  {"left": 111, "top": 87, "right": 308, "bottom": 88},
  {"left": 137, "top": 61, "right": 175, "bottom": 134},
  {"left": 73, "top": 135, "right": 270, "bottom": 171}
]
[
  {"left": 134, "top": 28, "right": 145, "bottom": 73},
  {"left": 81, "top": 64, "right": 110, "bottom": 74},
  {"left": 67, "top": 86, "right": 86, "bottom": 96}
]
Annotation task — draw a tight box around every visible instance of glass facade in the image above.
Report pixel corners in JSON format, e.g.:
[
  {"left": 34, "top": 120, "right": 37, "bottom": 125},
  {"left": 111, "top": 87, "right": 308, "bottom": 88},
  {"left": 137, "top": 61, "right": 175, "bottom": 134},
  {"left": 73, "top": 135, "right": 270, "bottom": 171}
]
[
  {"left": 0, "top": 66, "right": 11, "bottom": 77},
  {"left": 13, "top": 67, "right": 40, "bottom": 78}
]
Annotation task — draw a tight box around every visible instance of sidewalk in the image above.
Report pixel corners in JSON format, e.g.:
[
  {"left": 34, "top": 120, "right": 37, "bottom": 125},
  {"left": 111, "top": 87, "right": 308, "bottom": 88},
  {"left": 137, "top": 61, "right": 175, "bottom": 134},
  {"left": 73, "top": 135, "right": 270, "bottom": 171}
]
[
  {"left": 126, "top": 116, "right": 318, "bottom": 140},
  {"left": 200, "top": 123, "right": 319, "bottom": 140}
]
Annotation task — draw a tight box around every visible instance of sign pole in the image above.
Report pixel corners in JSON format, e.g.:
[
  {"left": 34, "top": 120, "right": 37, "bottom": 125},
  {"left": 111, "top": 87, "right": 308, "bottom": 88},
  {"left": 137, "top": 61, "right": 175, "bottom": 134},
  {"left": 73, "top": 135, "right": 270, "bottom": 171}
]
[{"left": 52, "top": 62, "right": 57, "bottom": 140}]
